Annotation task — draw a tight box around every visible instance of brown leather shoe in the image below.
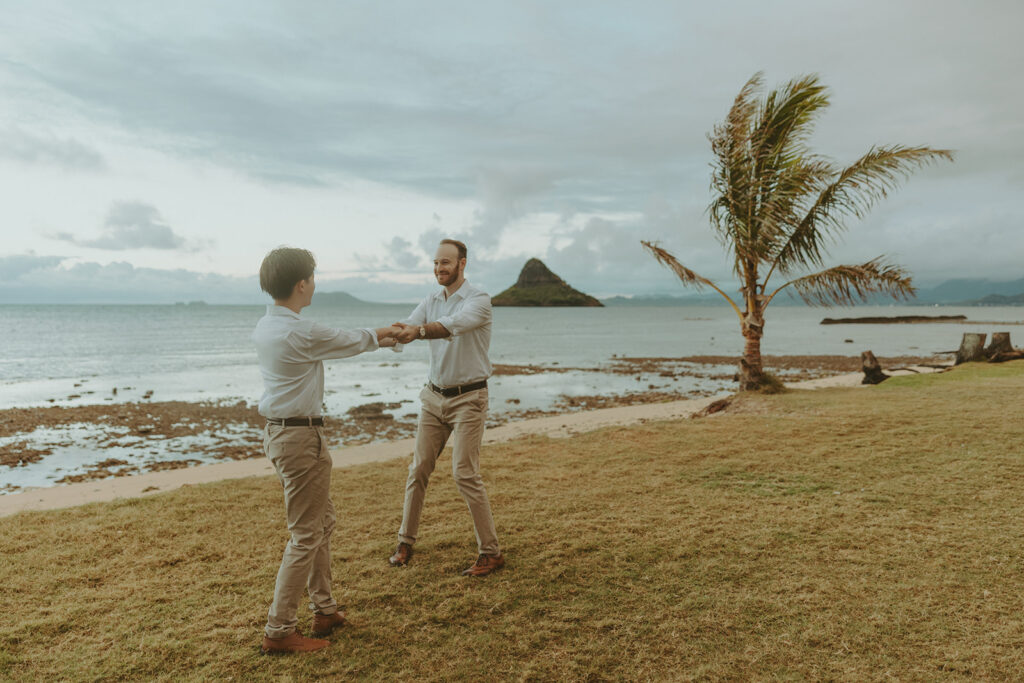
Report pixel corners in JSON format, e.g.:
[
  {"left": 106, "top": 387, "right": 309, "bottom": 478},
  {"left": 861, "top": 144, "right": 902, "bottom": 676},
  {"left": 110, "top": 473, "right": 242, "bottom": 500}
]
[
  {"left": 461, "top": 553, "right": 505, "bottom": 577},
  {"left": 389, "top": 542, "right": 413, "bottom": 567},
  {"left": 260, "top": 631, "right": 330, "bottom": 655},
  {"left": 311, "top": 610, "right": 346, "bottom": 637}
]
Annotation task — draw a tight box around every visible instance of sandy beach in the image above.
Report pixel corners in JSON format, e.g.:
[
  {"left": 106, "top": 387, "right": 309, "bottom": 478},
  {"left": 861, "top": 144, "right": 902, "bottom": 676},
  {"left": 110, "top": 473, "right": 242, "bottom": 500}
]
[{"left": 0, "top": 358, "right": 951, "bottom": 517}]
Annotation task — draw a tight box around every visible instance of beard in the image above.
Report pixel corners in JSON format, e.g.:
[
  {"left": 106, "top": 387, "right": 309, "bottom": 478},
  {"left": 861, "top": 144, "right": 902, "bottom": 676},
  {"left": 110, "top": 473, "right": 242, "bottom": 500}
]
[{"left": 435, "top": 263, "right": 462, "bottom": 286}]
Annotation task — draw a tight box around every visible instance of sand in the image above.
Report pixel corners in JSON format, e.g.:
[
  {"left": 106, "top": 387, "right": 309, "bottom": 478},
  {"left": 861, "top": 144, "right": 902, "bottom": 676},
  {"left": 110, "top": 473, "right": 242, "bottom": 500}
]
[{"left": 0, "top": 362, "right": 951, "bottom": 518}]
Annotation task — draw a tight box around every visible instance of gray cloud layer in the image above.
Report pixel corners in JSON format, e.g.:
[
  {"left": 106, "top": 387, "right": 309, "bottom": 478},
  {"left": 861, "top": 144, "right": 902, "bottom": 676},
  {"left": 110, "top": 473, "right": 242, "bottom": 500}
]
[
  {"left": 0, "top": 128, "right": 106, "bottom": 171},
  {"left": 52, "top": 201, "right": 190, "bottom": 251},
  {"left": 0, "top": 255, "right": 257, "bottom": 304},
  {"left": 0, "top": 252, "right": 65, "bottom": 282},
  {"left": 2, "top": 0, "right": 1022, "bottom": 295}
]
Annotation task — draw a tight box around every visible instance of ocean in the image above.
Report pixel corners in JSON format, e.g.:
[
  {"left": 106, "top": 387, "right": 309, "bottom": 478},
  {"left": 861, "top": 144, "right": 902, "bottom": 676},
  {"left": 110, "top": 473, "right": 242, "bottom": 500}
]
[
  {"left": 2, "top": 302, "right": 1022, "bottom": 493},
  {"left": 2, "top": 302, "right": 1022, "bottom": 414}
]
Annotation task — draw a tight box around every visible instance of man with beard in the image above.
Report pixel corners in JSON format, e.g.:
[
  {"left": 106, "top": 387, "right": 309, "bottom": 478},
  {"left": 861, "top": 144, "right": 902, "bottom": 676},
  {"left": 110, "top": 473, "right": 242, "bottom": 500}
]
[{"left": 387, "top": 239, "right": 504, "bottom": 577}]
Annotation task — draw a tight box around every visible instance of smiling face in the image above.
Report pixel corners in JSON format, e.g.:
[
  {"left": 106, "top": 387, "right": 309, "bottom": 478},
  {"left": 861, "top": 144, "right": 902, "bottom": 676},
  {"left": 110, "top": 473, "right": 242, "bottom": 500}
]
[{"left": 433, "top": 242, "right": 465, "bottom": 288}]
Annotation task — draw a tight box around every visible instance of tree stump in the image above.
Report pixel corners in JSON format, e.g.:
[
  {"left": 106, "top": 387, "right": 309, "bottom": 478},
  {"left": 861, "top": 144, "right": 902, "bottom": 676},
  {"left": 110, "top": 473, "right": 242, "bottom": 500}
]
[
  {"left": 861, "top": 350, "right": 889, "bottom": 385},
  {"left": 985, "top": 332, "right": 1013, "bottom": 358},
  {"left": 955, "top": 333, "right": 987, "bottom": 365}
]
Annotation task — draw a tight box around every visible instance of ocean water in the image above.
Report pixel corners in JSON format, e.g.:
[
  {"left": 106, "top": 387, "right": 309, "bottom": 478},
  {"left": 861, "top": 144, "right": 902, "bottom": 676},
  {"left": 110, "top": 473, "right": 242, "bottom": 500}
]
[
  {"left": 1, "top": 302, "right": 1022, "bottom": 414},
  {"left": 2, "top": 302, "right": 1021, "bottom": 493}
]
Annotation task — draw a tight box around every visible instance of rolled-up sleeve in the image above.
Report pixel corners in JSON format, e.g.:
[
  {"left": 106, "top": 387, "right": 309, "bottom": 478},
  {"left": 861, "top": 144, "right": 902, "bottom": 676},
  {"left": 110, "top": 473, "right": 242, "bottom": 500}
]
[
  {"left": 437, "top": 291, "right": 491, "bottom": 337},
  {"left": 304, "top": 322, "right": 379, "bottom": 360}
]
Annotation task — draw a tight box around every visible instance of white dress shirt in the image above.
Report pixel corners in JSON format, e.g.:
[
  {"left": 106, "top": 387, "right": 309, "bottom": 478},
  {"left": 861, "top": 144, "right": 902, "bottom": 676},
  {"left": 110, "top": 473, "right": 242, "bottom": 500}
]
[
  {"left": 402, "top": 281, "right": 492, "bottom": 387},
  {"left": 253, "top": 305, "right": 379, "bottom": 418}
]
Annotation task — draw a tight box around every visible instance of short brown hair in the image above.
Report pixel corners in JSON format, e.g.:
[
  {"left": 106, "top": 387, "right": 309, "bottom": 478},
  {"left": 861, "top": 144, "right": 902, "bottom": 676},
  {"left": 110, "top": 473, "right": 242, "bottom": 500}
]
[
  {"left": 259, "top": 247, "right": 316, "bottom": 300},
  {"left": 440, "top": 238, "right": 467, "bottom": 261}
]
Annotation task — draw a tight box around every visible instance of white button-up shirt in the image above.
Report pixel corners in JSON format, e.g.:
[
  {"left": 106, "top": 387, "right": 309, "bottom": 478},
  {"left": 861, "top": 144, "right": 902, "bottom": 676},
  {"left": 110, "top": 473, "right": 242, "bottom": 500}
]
[
  {"left": 252, "top": 305, "right": 379, "bottom": 418},
  {"left": 402, "top": 281, "right": 492, "bottom": 387}
]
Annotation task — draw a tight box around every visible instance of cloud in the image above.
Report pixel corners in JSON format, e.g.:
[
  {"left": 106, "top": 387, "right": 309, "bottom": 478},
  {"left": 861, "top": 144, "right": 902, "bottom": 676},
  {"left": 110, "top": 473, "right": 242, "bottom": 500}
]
[
  {"left": 0, "top": 257, "right": 259, "bottom": 304},
  {"left": 466, "top": 164, "right": 560, "bottom": 250},
  {"left": 0, "top": 128, "right": 106, "bottom": 171},
  {"left": 2, "top": 1, "right": 1022, "bottom": 287},
  {"left": 52, "top": 201, "right": 191, "bottom": 251},
  {"left": 0, "top": 256, "right": 433, "bottom": 304},
  {"left": 388, "top": 236, "right": 423, "bottom": 269},
  {"left": 0, "top": 252, "right": 65, "bottom": 282}
]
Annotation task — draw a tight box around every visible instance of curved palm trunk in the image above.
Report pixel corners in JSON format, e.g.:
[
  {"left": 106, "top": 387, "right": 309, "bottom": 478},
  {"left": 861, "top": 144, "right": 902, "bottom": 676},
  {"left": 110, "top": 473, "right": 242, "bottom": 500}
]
[{"left": 739, "top": 304, "right": 765, "bottom": 391}]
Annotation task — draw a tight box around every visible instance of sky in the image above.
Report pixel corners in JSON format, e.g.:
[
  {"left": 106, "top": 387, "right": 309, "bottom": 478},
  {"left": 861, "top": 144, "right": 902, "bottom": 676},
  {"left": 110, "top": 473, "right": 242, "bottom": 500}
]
[{"left": 1, "top": 0, "right": 1021, "bottom": 304}]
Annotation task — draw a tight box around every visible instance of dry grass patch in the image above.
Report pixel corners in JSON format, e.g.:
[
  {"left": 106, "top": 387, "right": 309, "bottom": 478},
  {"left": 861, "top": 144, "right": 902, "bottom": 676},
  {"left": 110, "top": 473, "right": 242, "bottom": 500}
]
[{"left": 2, "top": 361, "right": 1024, "bottom": 680}]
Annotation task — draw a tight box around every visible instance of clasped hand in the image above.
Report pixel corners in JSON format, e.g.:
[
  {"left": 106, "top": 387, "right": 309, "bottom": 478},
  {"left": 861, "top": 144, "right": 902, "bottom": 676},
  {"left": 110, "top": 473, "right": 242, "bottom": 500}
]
[{"left": 375, "top": 322, "right": 420, "bottom": 347}]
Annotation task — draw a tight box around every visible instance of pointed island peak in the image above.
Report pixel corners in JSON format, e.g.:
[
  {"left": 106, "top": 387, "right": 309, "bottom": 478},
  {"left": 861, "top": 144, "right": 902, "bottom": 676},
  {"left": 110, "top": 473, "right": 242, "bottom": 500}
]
[{"left": 492, "top": 258, "right": 602, "bottom": 307}]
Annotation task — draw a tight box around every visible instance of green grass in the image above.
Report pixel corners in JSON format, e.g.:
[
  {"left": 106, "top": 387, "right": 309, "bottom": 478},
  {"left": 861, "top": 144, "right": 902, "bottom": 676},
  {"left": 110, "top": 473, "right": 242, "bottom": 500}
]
[{"left": 2, "top": 361, "right": 1024, "bottom": 680}]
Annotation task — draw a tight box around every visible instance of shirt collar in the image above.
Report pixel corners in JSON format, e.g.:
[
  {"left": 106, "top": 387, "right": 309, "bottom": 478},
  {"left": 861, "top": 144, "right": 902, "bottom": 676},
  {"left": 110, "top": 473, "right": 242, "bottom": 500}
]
[
  {"left": 267, "top": 304, "right": 301, "bottom": 319},
  {"left": 433, "top": 280, "right": 470, "bottom": 302}
]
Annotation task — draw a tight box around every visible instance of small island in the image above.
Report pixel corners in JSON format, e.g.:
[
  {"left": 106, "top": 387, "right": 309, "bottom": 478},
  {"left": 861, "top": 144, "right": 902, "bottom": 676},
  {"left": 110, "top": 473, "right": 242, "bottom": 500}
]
[
  {"left": 491, "top": 258, "right": 603, "bottom": 307},
  {"left": 820, "top": 315, "right": 968, "bottom": 325}
]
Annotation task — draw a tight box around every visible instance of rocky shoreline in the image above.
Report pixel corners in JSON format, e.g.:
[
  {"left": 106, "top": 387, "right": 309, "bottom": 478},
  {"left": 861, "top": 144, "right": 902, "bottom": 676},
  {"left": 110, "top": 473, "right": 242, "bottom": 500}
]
[{"left": 0, "top": 354, "right": 949, "bottom": 493}]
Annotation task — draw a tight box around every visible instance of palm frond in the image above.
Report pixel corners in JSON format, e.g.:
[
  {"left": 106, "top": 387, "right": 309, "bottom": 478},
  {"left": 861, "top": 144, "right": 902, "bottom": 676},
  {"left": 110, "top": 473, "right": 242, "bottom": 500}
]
[
  {"left": 772, "top": 257, "right": 916, "bottom": 307},
  {"left": 747, "top": 75, "right": 831, "bottom": 254},
  {"left": 641, "top": 240, "right": 743, "bottom": 318},
  {"left": 640, "top": 240, "right": 715, "bottom": 290},
  {"left": 752, "top": 74, "right": 829, "bottom": 166},
  {"left": 709, "top": 73, "right": 834, "bottom": 269},
  {"left": 708, "top": 73, "right": 764, "bottom": 258},
  {"left": 770, "top": 145, "right": 954, "bottom": 275},
  {"left": 751, "top": 156, "right": 835, "bottom": 260}
]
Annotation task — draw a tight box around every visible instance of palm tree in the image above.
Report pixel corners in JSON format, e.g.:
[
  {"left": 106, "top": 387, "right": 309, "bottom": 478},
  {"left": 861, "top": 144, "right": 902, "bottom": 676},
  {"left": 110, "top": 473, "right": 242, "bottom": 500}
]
[{"left": 642, "top": 73, "right": 953, "bottom": 390}]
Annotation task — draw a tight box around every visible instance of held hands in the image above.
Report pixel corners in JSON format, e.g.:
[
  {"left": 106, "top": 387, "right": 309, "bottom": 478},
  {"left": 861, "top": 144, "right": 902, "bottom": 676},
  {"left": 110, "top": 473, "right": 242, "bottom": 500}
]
[
  {"left": 373, "top": 323, "right": 418, "bottom": 349},
  {"left": 391, "top": 322, "right": 421, "bottom": 344},
  {"left": 374, "top": 324, "right": 404, "bottom": 348}
]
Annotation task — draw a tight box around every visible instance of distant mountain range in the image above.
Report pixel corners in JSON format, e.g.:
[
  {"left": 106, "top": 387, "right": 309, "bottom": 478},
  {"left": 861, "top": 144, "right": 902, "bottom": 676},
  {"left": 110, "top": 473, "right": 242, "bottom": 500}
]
[
  {"left": 600, "top": 277, "right": 1024, "bottom": 306},
  {"left": 310, "top": 291, "right": 375, "bottom": 305},
  {"left": 917, "top": 277, "right": 1024, "bottom": 305},
  {"left": 962, "top": 293, "right": 1024, "bottom": 306},
  {"left": 310, "top": 275, "right": 1024, "bottom": 308}
]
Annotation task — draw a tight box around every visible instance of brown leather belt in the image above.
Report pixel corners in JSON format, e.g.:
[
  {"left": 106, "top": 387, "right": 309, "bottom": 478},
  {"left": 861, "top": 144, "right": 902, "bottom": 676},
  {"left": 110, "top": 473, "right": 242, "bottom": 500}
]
[
  {"left": 266, "top": 416, "right": 324, "bottom": 427},
  {"left": 429, "top": 380, "right": 488, "bottom": 397}
]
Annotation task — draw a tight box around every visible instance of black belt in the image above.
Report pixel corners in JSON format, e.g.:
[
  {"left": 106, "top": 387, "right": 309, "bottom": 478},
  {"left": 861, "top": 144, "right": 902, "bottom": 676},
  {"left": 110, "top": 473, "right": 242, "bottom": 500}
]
[
  {"left": 266, "top": 416, "right": 324, "bottom": 427},
  {"left": 429, "top": 380, "right": 487, "bottom": 397}
]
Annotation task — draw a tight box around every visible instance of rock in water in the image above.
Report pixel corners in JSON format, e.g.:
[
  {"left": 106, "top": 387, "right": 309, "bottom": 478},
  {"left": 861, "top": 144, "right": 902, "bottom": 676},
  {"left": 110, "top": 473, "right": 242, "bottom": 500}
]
[{"left": 491, "top": 258, "right": 603, "bottom": 307}]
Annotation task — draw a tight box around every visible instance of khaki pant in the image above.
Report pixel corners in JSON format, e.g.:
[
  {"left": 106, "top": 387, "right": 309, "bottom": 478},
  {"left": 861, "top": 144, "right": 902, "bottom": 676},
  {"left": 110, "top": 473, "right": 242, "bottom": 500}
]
[
  {"left": 263, "top": 424, "right": 339, "bottom": 639},
  {"left": 398, "top": 386, "right": 499, "bottom": 555}
]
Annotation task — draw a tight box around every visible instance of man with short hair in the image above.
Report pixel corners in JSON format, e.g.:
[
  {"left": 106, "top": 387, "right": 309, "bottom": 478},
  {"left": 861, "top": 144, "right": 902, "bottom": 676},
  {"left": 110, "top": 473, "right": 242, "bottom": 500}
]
[
  {"left": 388, "top": 239, "right": 505, "bottom": 577},
  {"left": 253, "top": 246, "right": 398, "bottom": 655}
]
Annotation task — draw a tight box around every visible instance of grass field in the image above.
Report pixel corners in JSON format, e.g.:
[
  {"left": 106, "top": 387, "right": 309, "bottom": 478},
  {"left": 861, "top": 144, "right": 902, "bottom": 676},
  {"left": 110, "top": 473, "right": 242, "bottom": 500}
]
[{"left": 2, "top": 361, "right": 1024, "bottom": 681}]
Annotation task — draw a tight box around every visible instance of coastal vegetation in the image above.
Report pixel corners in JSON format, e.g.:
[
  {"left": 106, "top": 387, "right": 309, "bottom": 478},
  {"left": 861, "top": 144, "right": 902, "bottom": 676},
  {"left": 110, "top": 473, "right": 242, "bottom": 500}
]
[
  {"left": 643, "top": 72, "right": 953, "bottom": 390},
  {"left": 2, "top": 361, "right": 1024, "bottom": 679}
]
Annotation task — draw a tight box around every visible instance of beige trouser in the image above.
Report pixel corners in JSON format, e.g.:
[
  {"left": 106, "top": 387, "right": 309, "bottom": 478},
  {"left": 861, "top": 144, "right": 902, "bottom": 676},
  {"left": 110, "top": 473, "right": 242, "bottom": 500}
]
[
  {"left": 398, "top": 385, "right": 499, "bottom": 556},
  {"left": 263, "top": 423, "right": 339, "bottom": 639}
]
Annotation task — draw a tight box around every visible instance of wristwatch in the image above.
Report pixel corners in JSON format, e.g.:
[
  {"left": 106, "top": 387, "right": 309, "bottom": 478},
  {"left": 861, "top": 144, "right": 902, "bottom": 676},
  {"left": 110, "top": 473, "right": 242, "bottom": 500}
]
[{"left": 419, "top": 325, "right": 426, "bottom": 339}]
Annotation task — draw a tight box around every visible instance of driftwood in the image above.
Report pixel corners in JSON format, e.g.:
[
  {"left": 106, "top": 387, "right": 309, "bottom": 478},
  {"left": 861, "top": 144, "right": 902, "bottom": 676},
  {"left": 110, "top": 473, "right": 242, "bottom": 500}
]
[
  {"left": 985, "top": 332, "right": 1013, "bottom": 357},
  {"left": 955, "top": 333, "right": 987, "bottom": 365},
  {"left": 861, "top": 350, "right": 889, "bottom": 384},
  {"left": 692, "top": 398, "right": 732, "bottom": 418},
  {"left": 987, "top": 333, "right": 1024, "bottom": 363},
  {"left": 989, "top": 349, "right": 1024, "bottom": 363}
]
